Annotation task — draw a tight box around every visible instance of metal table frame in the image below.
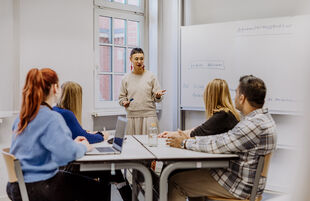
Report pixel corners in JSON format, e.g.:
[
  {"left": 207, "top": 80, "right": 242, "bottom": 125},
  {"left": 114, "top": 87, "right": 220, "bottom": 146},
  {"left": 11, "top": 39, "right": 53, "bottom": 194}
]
[
  {"left": 79, "top": 162, "right": 153, "bottom": 201},
  {"left": 159, "top": 160, "right": 232, "bottom": 201}
]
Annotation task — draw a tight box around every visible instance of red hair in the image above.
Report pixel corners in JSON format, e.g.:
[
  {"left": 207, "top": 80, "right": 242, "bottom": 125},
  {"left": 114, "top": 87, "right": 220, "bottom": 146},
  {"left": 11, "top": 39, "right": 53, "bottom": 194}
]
[{"left": 17, "top": 68, "right": 59, "bottom": 134}]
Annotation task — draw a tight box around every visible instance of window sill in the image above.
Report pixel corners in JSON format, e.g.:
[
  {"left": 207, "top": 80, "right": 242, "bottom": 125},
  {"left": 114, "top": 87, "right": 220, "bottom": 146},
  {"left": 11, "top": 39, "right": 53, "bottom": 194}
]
[
  {"left": 0, "top": 111, "right": 18, "bottom": 118},
  {"left": 0, "top": 111, "right": 19, "bottom": 124},
  {"left": 92, "top": 105, "right": 162, "bottom": 117},
  {"left": 92, "top": 107, "right": 126, "bottom": 117}
]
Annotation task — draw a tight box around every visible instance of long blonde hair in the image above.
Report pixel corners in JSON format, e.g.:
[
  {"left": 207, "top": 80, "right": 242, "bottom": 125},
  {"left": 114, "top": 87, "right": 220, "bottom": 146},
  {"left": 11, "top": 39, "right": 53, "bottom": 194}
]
[
  {"left": 204, "top": 79, "right": 240, "bottom": 121},
  {"left": 58, "top": 81, "right": 83, "bottom": 124}
]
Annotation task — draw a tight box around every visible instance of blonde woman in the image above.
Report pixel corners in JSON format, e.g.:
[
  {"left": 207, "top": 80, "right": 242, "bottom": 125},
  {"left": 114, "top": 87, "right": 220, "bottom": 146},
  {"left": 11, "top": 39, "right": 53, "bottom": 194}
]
[
  {"left": 53, "top": 81, "right": 108, "bottom": 144},
  {"left": 53, "top": 81, "right": 132, "bottom": 201},
  {"left": 159, "top": 78, "right": 240, "bottom": 138}
]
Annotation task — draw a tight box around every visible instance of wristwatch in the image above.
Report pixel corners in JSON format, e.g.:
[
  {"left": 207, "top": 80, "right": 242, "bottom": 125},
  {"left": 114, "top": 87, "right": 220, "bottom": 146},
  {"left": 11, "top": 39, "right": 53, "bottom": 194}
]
[{"left": 181, "top": 139, "right": 187, "bottom": 149}]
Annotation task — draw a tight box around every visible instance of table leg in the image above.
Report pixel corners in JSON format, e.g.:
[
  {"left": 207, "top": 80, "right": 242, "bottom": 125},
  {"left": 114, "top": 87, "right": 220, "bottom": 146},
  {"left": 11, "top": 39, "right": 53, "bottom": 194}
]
[
  {"left": 132, "top": 169, "right": 138, "bottom": 201},
  {"left": 79, "top": 162, "right": 153, "bottom": 201},
  {"left": 159, "top": 161, "right": 229, "bottom": 201}
]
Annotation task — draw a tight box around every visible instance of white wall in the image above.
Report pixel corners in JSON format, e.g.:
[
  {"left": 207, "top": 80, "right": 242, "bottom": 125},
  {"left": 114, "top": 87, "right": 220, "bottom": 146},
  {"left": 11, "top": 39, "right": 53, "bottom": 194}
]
[
  {"left": 0, "top": 0, "right": 19, "bottom": 112},
  {"left": 182, "top": 0, "right": 310, "bottom": 194},
  {"left": 19, "top": 0, "right": 94, "bottom": 129},
  {"left": 158, "top": 0, "right": 179, "bottom": 131}
]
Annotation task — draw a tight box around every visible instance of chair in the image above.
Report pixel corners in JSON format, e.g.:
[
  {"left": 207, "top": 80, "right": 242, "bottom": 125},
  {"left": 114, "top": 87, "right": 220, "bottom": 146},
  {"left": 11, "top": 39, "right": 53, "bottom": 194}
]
[
  {"left": 208, "top": 153, "right": 272, "bottom": 201},
  {"left": 1, "top": 148, "right": 29, "bottom": 201}
]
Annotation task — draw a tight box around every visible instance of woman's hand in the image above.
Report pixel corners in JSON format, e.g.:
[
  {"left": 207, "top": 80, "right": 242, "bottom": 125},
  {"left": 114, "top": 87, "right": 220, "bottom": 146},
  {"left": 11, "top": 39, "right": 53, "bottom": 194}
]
[
  {"left": 74, "top": 136, "right": 93, "bottom": 152},
  {"left": 158, "top": 131, "right": 178, "bottom": 138},
  {"left": 155, "top": 89, "right": 166, "bottom": 99},
  {"left": 102, "top": 131, "right": 109, "bottom": 141},
  {"left": 166, "top": 130, "right": 189, "bottom": 148},
  {"left": 122, "top": 100, "right": 130, "bottom": 108}
]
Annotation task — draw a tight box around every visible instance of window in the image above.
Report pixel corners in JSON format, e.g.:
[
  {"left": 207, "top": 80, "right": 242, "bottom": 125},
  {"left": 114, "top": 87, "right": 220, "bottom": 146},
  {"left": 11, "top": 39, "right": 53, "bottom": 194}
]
[
  {"left": 94, "top": 1, "right": 145, "bottom": 110},
  {"left": 112, "top": 0, "right": 140, "bottom": 6},
  {"left": 95, "top": 0, "right": 144, "bottom": 13}
]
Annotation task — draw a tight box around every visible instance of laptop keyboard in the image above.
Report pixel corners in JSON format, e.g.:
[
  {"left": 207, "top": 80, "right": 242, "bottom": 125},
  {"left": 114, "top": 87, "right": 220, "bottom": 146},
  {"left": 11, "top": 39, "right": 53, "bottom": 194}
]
[{"left": 96, "top": 147, "right": 115, "bottom": 152}]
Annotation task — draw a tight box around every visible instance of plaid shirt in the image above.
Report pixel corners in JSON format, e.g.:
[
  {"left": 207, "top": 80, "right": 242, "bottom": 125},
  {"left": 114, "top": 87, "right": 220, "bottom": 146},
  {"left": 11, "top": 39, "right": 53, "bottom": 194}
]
[{"left": 185, "top": 108, "right": 277, "bottom": 199}]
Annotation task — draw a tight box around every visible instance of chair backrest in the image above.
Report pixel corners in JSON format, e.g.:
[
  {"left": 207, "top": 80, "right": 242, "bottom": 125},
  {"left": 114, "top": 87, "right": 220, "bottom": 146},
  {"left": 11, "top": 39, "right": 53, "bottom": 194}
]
[
  {"left": 261, "top": 153, "right": 271, "bottom": 178},
  {"left": 1, "top": 148, "right": 29, "bottom": 201},
  {"left": 208, "top": 153, "right": 272, "bottom": 201},
  {"left": 248, "top": 153, "right": 272, "bottom": 201},
  {"left": 2, "top": 148, "right": 18, "bottom": 182}
]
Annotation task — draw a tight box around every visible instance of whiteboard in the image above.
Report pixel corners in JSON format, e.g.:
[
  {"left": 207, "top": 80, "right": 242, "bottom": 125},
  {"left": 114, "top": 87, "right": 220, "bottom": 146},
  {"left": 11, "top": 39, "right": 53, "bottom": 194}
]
[{"left": 181, "top": 16, "right": 310, "bottom": 114}]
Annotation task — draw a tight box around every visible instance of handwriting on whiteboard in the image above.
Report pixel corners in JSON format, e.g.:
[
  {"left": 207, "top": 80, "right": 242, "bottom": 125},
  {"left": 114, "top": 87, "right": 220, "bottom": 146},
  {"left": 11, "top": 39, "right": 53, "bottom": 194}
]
[{"left": 189, "top": 60, "right": 225, "bottom": 70}]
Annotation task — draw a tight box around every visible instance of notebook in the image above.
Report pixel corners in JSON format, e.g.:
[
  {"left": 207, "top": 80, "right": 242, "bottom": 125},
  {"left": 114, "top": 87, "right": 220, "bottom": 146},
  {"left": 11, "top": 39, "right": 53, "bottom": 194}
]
[{"left": 86, "top": 116, "right": 127, "bottom": 155}]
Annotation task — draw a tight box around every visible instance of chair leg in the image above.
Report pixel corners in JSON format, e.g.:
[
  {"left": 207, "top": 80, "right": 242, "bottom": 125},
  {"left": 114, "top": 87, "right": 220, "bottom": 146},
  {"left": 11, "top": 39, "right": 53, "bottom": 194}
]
[
  {"left": 118, "top": 183, "right": 132, "bottom": 201},
  {"left": 102, "top": 182, "right": 111, "bottom": 201}
]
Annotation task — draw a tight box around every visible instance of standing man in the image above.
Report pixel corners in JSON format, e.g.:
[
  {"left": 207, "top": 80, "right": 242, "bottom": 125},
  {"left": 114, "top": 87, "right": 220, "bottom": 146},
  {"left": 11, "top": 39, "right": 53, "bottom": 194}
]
[{"left": 167, "top": 75, "right": 277, "bottom": 200}]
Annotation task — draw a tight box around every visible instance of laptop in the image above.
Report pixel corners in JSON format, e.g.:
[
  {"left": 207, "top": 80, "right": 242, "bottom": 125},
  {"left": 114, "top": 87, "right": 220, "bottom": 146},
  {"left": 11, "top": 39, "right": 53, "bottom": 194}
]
[{"left": 86, "top": 116, "right": 127, "bottom": 155}]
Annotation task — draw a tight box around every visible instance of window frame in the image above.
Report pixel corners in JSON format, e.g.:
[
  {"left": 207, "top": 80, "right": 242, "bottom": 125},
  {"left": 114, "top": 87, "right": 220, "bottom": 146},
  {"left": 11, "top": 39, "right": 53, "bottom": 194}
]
[
  {"left": 94, "top": 5, "right": 145, "bottom": 111},
  {"left": 94, "top": 0, "right": 144, "bottom": 14}
]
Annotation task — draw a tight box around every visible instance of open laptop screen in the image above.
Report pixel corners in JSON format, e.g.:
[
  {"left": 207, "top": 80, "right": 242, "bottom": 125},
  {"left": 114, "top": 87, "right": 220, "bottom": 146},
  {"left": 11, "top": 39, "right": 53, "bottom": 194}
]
[
  {"left": 113, "top": 137, "right": 124, "bottom": 152},
  {"left": 112, "top": 116, "right": 127, "bottom": 152}
]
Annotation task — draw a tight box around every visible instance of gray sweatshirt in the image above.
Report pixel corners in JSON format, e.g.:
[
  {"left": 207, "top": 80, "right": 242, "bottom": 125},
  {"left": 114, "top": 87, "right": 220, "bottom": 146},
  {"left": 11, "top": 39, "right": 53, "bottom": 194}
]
[{"left": 119, "top": 70, "right": 163, "bottom": 117}]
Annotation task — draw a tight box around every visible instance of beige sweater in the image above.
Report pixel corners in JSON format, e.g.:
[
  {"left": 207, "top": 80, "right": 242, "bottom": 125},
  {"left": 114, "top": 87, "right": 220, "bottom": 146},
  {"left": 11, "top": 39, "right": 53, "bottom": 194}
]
[{"left": 119, "top": 70, "right": 163, "bottom": 118}]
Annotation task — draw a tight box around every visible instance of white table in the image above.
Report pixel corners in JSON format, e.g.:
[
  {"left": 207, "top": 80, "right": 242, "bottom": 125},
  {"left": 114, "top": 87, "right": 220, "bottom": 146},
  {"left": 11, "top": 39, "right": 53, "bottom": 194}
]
[
  {"left": 75, "top": 136, "right": 156, "bottom": 201},
  {"left": 133, "top": 135, "right": 239, "bottom": 201}
]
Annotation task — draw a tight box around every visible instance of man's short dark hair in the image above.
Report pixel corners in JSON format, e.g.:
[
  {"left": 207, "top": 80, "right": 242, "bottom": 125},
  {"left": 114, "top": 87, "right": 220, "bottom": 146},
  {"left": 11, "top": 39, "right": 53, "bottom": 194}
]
[{"left": 238, "top": 75, "right": 266, "bottom": 108}]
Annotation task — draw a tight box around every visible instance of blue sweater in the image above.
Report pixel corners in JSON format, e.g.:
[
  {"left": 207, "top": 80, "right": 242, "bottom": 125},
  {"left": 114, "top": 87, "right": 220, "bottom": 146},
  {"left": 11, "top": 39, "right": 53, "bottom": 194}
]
[
  {"left": 10, "top": 106, "right": 87, "bottom": 183},
  {"left": 53, "top": 106, "right": 104, "bottom": 144}
]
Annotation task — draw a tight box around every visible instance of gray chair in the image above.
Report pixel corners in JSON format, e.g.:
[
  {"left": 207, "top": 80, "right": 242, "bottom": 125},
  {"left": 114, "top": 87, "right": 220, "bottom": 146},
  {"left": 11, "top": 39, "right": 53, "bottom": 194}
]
[
  {"left": 208, "top": 153, "right": 272, "bottom": 201},
  {"left": 1, "top": 148, "right": 29, "bottom": 201}
]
